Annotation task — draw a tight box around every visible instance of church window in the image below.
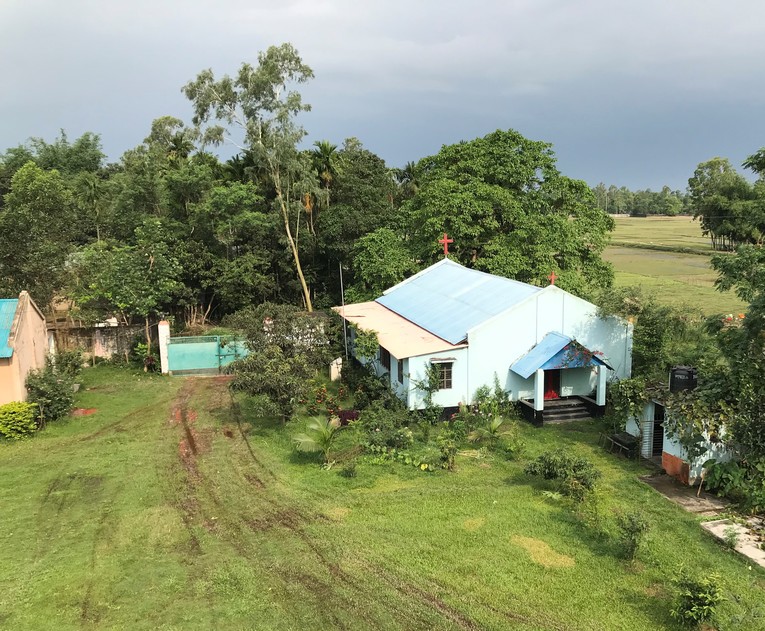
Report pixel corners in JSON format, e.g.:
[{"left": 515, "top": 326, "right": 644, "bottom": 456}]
[{"left": 437, "top": 362, "right": 453, "bottom": 389}]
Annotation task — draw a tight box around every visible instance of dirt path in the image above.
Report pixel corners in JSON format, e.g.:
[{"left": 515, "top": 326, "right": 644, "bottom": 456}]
[{"left": 163, "top": 377, "right": 498, "bottom": 630}]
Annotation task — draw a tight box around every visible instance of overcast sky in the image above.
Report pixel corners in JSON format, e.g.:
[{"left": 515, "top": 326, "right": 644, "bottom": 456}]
[{"left": 2, "top": 0, "right": 764, "bottom": 190}]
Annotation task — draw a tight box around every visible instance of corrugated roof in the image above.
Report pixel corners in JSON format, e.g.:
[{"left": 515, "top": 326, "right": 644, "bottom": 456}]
[
  {"left": 510, "top": 332, "right": 610, "bottom": 379},
  {"left": 333, "top": 301, "right": 466, "bottom": 359},
  {"left": 376, "top": 259, "right": 541, "bottom": 345},
  {"left": 0, "top": 299, "right": 19, "bottom": 358}
]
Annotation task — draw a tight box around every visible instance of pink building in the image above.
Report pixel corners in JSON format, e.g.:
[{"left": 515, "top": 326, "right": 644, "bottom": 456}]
[{"left": 0, "top": 292, "right": 48, "bottom": 405}]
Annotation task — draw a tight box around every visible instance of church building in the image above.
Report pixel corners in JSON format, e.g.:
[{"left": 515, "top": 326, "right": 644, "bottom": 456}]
[{"left": 336, "top": 259, "right": 633, "bottom": 424}]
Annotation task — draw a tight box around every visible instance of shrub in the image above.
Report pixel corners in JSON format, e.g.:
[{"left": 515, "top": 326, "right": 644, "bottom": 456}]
[
  {"left": 358, "top": 401, "right": 413, "bottom": 449},
  {"left": 0, "top": 402, "right": 38, "bottom": 439},
  {"left": 341, "top": 361, "right": 401, "bottom": 411},
  {"left": 55, "top": 348, "right": 84, "bottom": 378},
  {"left": 722, "top": 525, "right": 740, "bottom": 549},
  {"left": 25, "top": 358, "right": 75, "bottom": 424},
  {"left": 704, "top": 458, "right": 765, "bottom": 514},
  {"left": 339, "top": 461, "right": 357, "bottom": 478},
  {"left": 670, "top": 573, "right": 724, "bottom": 627},
  {"left": 293, "top": 417, "right": 343, "bottom": 463},
  {"left": 615, "top": 510, "right": 650, "bottom": 560},
  {"left": 524, "top": 449, "right": 601, "bottom": 500},
  {"left": 437, "top": 429, "right": 459, "bottom": 471}
]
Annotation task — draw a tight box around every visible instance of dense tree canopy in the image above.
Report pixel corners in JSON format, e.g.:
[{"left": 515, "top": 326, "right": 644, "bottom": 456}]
[
  {"left": 0, "top": 43, "right": 621, "bottom": 327},
  {"left": 403, "top": 129, "right": 615, "bottom": 296}
]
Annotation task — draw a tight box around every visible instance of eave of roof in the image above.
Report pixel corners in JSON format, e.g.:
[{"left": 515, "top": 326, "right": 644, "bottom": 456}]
[
  {"left": 333, "top": 301, "right": 466, "bottom": 359},
  {"left": 510, "top": 331, "right": 611, "bottom": 379}
]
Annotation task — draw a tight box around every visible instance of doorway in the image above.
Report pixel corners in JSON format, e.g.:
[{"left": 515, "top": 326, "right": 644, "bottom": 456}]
[
  {"left": 652, "top": 403, "right": 665, "bottom": 458},
  {"left": 544, "top": 370, "right": 561, "bottom": 400}
]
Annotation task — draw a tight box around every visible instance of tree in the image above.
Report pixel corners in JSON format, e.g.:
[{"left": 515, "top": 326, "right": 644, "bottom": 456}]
[
  {"left": 314, "top": 138, "right": 398, "bottom": 303},
  {"left": 0, "top": 162, "right": 78, "bottom": 306},
  {"left": 69, "top": 220, "right": 182, "bottom": 348},
  {"left": 345, "top": 228, "right": 415, "bottom": 301},
  {"left": 310, "top": 140, "right": 340, "bottom": 215},
  {"left": 688, "top": 158, "right": 755, "bottom": 250},
  {"left": 226, "top": 303, "right": 337, "bottom": 421},
  {"left": 183, "top": 43, "right": 318, "bottom": 311},
  {"left": 403, "top": 129, "right": 614, "bottom": 296}
]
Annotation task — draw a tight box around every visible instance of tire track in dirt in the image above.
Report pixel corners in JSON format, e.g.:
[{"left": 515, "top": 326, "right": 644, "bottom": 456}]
[
  {"left": 77, "top": 402, "right": 159, "bottom": 442},
  {"left": 173, "top": 378, "right": 483, "bottom": 629}
]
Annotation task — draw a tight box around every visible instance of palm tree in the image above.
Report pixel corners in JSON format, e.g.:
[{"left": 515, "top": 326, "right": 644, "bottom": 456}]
[
  {"left": 468, "top": 416, "right": 515, "bottom": 449},
  {"left": 293, "top": 417, "right": 343, "bottom": 463}
]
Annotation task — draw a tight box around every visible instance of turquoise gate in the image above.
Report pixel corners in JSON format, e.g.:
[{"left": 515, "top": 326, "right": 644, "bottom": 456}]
[{"left": 166, "top": 336, "right": 248, "bottom": 375}]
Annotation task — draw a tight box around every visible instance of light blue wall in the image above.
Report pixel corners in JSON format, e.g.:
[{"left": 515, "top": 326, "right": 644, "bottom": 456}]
[{"left": 468, "top": 288, "right": 631, "bottom": 404}]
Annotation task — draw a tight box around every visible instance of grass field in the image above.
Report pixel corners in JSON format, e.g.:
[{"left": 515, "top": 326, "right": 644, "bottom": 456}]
[
  {"left": 605, "top": 217, "right": 747, "bottom": 314},
  {"left": 1, "top": 367, "right": 764, "bottom": 630}
]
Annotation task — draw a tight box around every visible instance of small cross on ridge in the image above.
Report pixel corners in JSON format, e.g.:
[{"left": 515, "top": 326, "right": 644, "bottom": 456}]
[
  {"left": 439, "top": 232, "right": 454, "bottom": 257},
  {"left": 548, "top": 271, "right": 558, "bottom": 286}
]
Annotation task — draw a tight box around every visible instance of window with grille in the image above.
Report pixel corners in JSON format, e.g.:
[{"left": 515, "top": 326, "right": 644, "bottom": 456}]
[
  {"left": 397, "top": 358, "right": 404, "bottom": 384},
  {"left": 380, "top": 346, "right": 391, "bottom": 371},
  {"left": 437, "top": 362, "right": 453, "bottom": 389}
]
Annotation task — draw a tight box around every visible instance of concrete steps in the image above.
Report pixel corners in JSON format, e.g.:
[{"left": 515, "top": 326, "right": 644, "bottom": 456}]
[{"left": 541, "top": 398, "right": 592, "bottom": 423}]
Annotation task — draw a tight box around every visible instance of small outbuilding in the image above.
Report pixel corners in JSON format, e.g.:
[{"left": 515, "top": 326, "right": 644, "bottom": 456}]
[
  {"left": 0, "top": 292, "right": 48, "bottom": 405},
  {"left": 336, "top": 259, "right": 633, "bottom": 423}
]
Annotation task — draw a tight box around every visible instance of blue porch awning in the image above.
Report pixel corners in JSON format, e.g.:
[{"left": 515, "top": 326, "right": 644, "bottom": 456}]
[{"left": 510, "top": 332, "right": 611, "bottom": 379}]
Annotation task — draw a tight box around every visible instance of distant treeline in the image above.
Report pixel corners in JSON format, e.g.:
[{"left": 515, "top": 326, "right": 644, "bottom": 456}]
[{"left": 590, "top": 183, "right": 690, "bottom": 217}]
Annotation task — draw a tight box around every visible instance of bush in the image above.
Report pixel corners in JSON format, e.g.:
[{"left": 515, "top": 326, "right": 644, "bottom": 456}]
[
  {"left": 0, "top": 402, "right": 38, "bottom": 439},
  {"left": 339, "top": 461, "right": 357, "bottom": 478},
  {"left": 670, "top": 573, "right": 724, "bottom": 627},
  {"left": 342, "top": 361, "right": 401, "bottom": 411},
  {"left": 615, "top": 510, "right": 650, "bottom": 560},
  {"left": 704, "top": 458, "right": 765, "bottom": 514},
  {"left": 25, "top": 358, "right": 75, "bottom": 424},
  {"left": 437, "top": 429, "right": 459, "bottom": 471},
  {"left": 55, "top": 349, "right": 84, "bottom": 377},
  {"left": 524, "top": 449, "right": 601, "bottom": 500},
  {"left": 358, "top": 401, "right": 413, "bottom": 449}
]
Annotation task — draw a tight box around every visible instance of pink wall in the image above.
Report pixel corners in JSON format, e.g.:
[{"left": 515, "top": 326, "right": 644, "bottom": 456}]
[{"left": 0, "top": 293, "right": 47, "bottom": 405}]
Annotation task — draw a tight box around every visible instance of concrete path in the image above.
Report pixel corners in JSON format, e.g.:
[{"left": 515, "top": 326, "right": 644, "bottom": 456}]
[
  {"left": 702, "top": 518, "right": 765, "bottom": 569},
  {"left": 641, "top": 474, "right": 765, "bottom": 568},
  {"left": 640, "top": 474, "right": 729, "bottom": 517}
]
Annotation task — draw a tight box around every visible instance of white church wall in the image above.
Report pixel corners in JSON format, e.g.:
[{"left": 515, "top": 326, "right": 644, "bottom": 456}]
[
  {"left": 561, "top": 292, "right": 632, "bottom": 380},
  {"left": 560, "top": 367, "right": 596, "bottom": 397},
  {"left": 467, "top": 295, "right": 541, "bottom": 403},
  {"left": 406, "top": 349, "right": 469, "bottom": 410},
  {"left": 468, "top": 287, "right": 632, "bottom": 403}
]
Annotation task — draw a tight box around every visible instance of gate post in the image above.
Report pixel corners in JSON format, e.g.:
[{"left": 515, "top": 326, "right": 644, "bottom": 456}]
[{"left": 158, "top": 321, "right": 171, "bottom": 374}]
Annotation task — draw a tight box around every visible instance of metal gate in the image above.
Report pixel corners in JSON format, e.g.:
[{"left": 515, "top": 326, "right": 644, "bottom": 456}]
[{"left": 166, "top": 335, "right": 248, "bottom": 375}]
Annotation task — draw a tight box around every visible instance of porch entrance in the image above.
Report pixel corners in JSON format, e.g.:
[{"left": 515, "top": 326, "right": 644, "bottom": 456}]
[
  {"left": 652, "top": 403, "right": 665, "bottom": 458},
  {"left": 544, "top": 369, "right": 561, "bottom": 400}
]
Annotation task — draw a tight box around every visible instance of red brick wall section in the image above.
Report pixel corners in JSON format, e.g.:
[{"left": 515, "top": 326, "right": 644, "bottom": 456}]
[{"left": 662, "top": 452, "right": 690, "bottom": 485}]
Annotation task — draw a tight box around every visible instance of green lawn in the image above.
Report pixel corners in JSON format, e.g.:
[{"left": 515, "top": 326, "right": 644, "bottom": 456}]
[
  {"left": 605, "top": 217, "right": 747, "bottom": 315},
  {"left": 1, "top": 368, "right": 763, "bottom": 630}
]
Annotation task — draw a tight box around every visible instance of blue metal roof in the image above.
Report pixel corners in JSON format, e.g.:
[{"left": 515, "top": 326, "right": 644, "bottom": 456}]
[
  {"left": 511, "top": 331, "right": 610, "bottom": 379},
  {"left": 376, "top": 259, "right": 541, "bottom": 344},
  {"left": 0, "top": 299, "right": 19, "bottom": 358}
]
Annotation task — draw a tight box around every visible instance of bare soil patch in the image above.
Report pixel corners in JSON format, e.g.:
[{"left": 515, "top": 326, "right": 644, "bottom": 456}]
[{"left": 71, "top": 408, "right": 98, "bottom": 416}]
